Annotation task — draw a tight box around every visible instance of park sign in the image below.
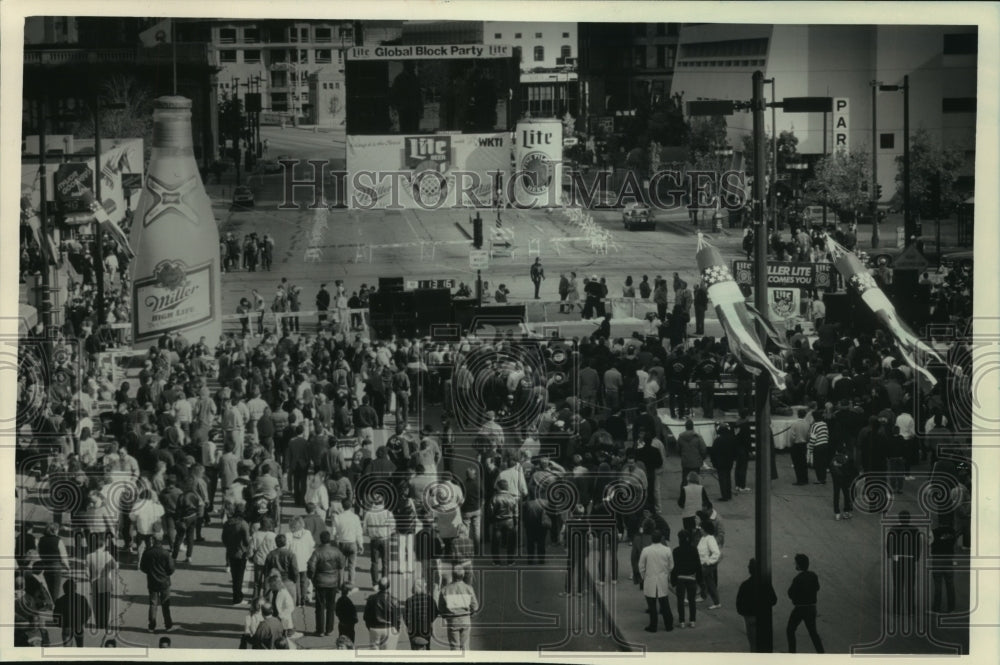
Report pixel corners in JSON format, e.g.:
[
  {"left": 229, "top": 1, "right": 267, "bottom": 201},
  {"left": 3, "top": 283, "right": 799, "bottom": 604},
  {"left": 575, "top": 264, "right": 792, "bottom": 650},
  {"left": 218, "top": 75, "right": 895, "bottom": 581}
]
[
  {"left": 733, "top": 260, "right": 833, "bottom": 289},
  {"left": 833, "top": 98, "right": 850, "bottom": 151}
]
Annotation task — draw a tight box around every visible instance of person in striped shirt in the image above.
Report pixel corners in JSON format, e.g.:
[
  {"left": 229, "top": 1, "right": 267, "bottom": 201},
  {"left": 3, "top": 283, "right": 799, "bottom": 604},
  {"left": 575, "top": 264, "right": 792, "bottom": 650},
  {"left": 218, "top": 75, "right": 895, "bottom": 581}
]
[{"left": 808, "top": 411, "right": 830, "bottom": 485}]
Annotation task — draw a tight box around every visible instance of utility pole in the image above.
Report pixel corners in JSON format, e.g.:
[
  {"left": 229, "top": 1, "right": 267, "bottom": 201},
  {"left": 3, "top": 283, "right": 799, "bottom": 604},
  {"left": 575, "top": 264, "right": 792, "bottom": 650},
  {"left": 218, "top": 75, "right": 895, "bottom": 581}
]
[
  {"left": 232, "top": 76, "right": 242, "bottom": 186},
  {"left": 871, "top": 81, "right": 880, "bottom": 248},
  {"left": 93, "top": 95, "right": 106, "bottom": 327},
  {"left": 769, "top": 78, "right": 777, "bottom": 227},
  {"left": 37, "top": 97, "right": 55, "bottom": 335},
  {"left": 903, "top": 74, "right": 911, "bottom": 245},
  {"left": 751, "top": 70, "right": 774, "bottom": 653},
  {"left": 821, "top": 111, "right": 828, "bottom": 226}
]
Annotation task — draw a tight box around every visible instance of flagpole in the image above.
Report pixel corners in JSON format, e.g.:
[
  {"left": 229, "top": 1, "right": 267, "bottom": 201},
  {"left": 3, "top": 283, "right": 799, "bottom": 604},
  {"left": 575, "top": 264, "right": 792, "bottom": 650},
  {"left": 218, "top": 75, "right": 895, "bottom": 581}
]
[
  {"left": 751, "top": 69, "right": 774, "bottom": 653},
  {"left": 172, "top": 19, "right": 177, "bottom": 95}
]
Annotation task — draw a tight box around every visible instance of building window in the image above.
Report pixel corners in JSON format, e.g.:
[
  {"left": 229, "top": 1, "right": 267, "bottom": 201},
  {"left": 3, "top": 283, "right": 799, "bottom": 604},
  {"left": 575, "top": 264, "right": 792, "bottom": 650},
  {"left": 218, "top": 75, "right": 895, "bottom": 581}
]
[
  {"left": 943, "top": 33, "right": 977, "bottom": 55},
  {"left": 271, "top": 92, "right": 287, "bottom": 111},
  {"left": 219, "top": 50, "right": 237, "bottom": 63},
  {"left": 338, "top": 25, "right": 353, "bottom": 41},
  {"left": 315, "top": 49, "right": 331, "bottom": 63},
  {"left": 244, "top": 49, "right": 261, "bottom": 63},
  {"left": 561, "top": 45, "right": 571, "bottom": 59},
  {"left": 271, "top": 71, "right": 287, "bottom": 87},
  {"left": 656, "top": 45, "right": 665, "bottom": 68},
  {"left": 289, "top": 27, "right": 298, "bottom": 43},
  {"left": 879, "top": 133, "right": 895, "bottom": 149},
  {"left": 514, "top": 32, "right": 522, "bottom": 39},
  {"left": 634, "top": 46, "right": 646, "bottom": 68},
  {"left": 668, "top": 23, "right": 679, "bottom": 36},
  {"left": 534, "top": 46, "right": 544, "bottom": 62},
  {"left": 337, "top": 49, "right": 343, "bottom": 63},
  {"left": 562, "top": 32, "right": 570, "bottom": 38},
  {"left": 315, "top": 27, "right": 332, "bottom": 43},
  {"left": 656, "top": 23, "right": 666, "bottom": 37},
  {"left": 494, "top": 33, "right": 502, "bottom": 39},
  {"left": 535, "top": 32, "right": 543, "bottom": 38},
  {"left": 667, "top": 46, "right": 676, "bottom": 68},
  {"left": 243, "top": 28, "right": 259, "bottom": 43},
  {"left": 220, "top": 28, "right": 236, "bottom": 44},
  {"left": 299, "top": 49, "right": 309, "bottom": 64},
  {"left": 942, "top": 97, "right": 976, "bottom": 113},
  {"left": 300, "top": 28, "right": 309, "bottom": 42}
]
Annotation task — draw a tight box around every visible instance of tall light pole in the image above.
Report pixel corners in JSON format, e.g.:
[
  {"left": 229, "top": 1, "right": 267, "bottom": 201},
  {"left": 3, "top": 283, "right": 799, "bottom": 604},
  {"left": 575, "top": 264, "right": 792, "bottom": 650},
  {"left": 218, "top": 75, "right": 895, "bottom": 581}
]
[
  {"left": 765, "top": 78, "right": 777, "bottom": 226},
  {"left": 871, "top": 80, "right": 880, "bottom": 248},
  {"left": 37, "top": 97, "right": 55, "bottom": 334},
  {"left": 876, "top": 78, "right": 911, "bottom": 245},
  {"left": 751, "top": 70, "right": 773, "bottom": 654}
]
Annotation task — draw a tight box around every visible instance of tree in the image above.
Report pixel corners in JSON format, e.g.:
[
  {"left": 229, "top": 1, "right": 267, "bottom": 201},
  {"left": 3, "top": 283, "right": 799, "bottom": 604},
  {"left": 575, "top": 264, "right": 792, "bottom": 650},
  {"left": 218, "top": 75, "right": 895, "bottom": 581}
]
[
  {"left": 687, "top": 115, "right": 729, "bottom": 164},
  {"left": 646, "top": 92, "right": 689, "bottom": 147},
  {"left": 741, "top": 130, "right": 799, "bottom": 177},
  {"left": 895, "top": 128, "right": 967, "bottom": 219},
  {"left": 72, "top": 75, "right": 154, "bottom": 158},
  {"left": 218, "top": 93, "right": 245, "bottom": 147},
  {"left": 803, "top": 148, "right": 872, "bottom": 224}
]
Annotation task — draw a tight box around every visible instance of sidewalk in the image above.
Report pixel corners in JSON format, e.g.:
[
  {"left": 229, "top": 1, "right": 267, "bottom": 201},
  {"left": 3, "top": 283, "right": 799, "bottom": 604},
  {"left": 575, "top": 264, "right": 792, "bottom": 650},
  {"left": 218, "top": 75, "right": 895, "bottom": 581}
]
[{"left": 590, "top": 452, "right": 972, "bottom": 653}]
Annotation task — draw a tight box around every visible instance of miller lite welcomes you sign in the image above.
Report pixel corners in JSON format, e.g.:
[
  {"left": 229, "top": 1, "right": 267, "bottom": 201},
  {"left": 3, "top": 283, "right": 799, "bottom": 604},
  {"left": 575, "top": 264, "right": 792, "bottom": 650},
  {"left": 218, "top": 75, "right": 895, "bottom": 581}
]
[
  {"left": 767, "top": 287, "right": 801, "bottom": 321},
  {"left": 514, "top": 119, "right": 563, "bottom": 207}
]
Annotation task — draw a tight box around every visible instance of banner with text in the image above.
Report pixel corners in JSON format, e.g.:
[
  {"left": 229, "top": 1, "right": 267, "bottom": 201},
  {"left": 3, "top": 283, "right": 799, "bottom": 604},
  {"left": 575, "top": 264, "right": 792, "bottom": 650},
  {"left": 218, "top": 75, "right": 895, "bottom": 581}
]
[
  {"left": 733, "top": 260, "right": 833, "bottom": 289},
  {"left": 349, "top": 44, "right": 512, "bottom": 60},
  {"left": 346, "top": 133, "right": 511, "bottom": 209},
  {"left": 513, "top": 120, "right": 563, "bottom": 208}
]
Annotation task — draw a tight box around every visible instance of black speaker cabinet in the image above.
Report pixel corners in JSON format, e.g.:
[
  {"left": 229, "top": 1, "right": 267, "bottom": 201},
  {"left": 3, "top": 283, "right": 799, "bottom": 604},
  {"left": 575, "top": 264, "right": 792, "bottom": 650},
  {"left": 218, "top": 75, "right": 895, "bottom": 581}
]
[{"left": 378, "top": 276, "right": 405, "bottom": 293}]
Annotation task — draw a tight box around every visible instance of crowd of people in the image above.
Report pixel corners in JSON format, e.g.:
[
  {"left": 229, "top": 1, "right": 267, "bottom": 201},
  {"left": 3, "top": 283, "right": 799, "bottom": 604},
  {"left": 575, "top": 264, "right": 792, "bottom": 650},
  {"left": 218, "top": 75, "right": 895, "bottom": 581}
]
[{"left": 14, "top": 218, "right": 975, "bottom": 651}]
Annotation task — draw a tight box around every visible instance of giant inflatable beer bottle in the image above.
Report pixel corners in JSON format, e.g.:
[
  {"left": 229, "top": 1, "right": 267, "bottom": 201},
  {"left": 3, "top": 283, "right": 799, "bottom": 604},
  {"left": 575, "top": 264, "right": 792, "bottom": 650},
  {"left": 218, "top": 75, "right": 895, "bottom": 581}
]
[{"left": 129, "top": 96, "right": 222, "bottom": 350}]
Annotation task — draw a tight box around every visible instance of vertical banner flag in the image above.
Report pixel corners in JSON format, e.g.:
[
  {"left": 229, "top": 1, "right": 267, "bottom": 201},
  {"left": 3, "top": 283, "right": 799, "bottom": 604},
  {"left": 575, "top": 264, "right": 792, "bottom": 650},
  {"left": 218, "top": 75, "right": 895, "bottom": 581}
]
[
  {"left": 514, "top": 119, "right": 562, "bottom": 208},
  {"left": 826, "top": 236, "right": 947, "bottom": 384},
  {"left": 696, "top": 233, "right": 788, "bottom": 390},
  {"left": 767, "top": 287, "right": 801, "bottom": 321}
]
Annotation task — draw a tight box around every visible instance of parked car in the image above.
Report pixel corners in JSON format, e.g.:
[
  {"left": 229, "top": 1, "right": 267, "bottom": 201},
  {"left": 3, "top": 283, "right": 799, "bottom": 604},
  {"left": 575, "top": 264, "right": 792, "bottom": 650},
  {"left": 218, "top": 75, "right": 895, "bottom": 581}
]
[
  {"left": 232, "top": 186, "right": 255, "bottom": 208},
  {"left": 257, "top": 160, "right": 283, "bottom": 174},
  {"left": 622, "top": 201, "right": 655, "bottom": 230}
]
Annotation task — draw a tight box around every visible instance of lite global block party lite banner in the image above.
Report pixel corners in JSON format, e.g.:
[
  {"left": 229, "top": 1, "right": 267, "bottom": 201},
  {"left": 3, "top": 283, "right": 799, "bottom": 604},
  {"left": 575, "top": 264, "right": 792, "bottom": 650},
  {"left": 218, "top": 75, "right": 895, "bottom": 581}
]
[{"left": 346, "top": 133, "right": 512, "bottom": 208}]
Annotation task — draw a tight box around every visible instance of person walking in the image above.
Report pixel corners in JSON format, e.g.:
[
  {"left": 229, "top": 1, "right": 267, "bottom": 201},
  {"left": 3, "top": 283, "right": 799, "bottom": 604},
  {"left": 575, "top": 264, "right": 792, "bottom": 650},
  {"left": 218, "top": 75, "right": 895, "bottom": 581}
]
[
  {"left": 438, "top": 571, "right": 479, "bottom": 650},
  {"left": 670, "top": 529, "right": 701, "bottom": 628},
  {"left": 363, "top": 495, "right": 395, "bottom": 588},
  {"left": 530, "top": 257, "right": 545, "bottom": 300},
  {"left": 638, "top": 530, "right": 675, "bottom": 633},
  {"left": 653, "top": 279, "right": 669, "bottom": 321},
  {"left": 222, "top": 506, "right": 252, "bottom": 606},
  {"left": 85, "top": 534, "right": 118, "bottom": 633},
  {"left": 490, "top": 478, "right": 520, "bottom": 565},
  {"left": 678, "top": 471, "right": 710, "bottom": 534},
  {"left": 307, "top": 530, "right": 347, "bottom": 638},
  {"left": 829, "top": 445, "right": 857, "bottom": 520},
  {"left": 333, "top": 499, "right": 364, "bottom": 589},
  {"left": 335, "top": 583, "right": 358, "bottom": 642},
  {"left": 316, "top": 284, "right": 331, "bottom": 326},
  {"left": 930, "top": 513, "right": 958, "bottom": 614},
  {"left": 786, "top": 553, "right": 824, "bottom": 653},
  {"left": 711, "top": 422, "right": 736, "bottom": 501},
  {"left": 696, "top": 521, "right": 722, "bottom": 609},
  {"left": 53, "top": 580, "right": 91, "bottom": 647},
  {"left": 789, "top": 408, "right": 811, "bottom": 485},
  {"left": 558, "top": 273, "right": 570, "bottom": 312},
  {"left": 677, "top": 421, "right": 708, "bottom": 497},
  {"left": 566, "top": 272, "right": 580, "bottom": 314},
  {"left": 139, "top": 533, "right": 178, "bottom": 633},
  {"left": 736, "top": 558, "right": 777, "bottom": 650},
  {"left": 693, "top": 282, "right": 709, "bottom": 336},
  {"left": 403, "top": 578, "right": 437, "bottom": 649},
  {"left": 287, "top": 516, "right": 316, "bottom": 606},
  {"left": 809, "top": 411, "right": 830, "bottom": 485},
  {"left": 363, "top": 576, "right": 401, "bottom": 650}
]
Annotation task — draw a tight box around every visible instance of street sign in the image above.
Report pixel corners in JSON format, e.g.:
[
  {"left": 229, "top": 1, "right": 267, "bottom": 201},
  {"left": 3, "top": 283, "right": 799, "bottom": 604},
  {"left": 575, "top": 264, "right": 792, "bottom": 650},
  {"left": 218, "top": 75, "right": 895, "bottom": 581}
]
[
  {"left": 893, "top": 243, "right": 929, "bottom": 271},
  {"left": 687, "top": 100, "right": 735, "bottom": 116},
  {"left": 781, "top": 97, "right": 834, "bottom": 113},
  {"left": 469, "top": 250, "right": 489, "bottom": 270}
]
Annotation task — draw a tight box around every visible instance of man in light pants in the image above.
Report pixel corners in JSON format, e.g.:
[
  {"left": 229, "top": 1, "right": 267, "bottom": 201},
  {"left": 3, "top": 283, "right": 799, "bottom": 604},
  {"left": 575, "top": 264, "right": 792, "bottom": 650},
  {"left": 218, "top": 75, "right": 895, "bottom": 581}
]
[{"left": 438, "top": 571, "right": 479, "bottom": 650}]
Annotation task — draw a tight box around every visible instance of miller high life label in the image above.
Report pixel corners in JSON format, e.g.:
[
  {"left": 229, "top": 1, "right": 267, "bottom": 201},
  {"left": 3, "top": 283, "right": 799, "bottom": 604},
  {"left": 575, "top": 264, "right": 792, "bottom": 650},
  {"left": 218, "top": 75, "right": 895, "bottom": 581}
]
[{"left": 133, "top": 259, "right": 215, "bottom": 341}]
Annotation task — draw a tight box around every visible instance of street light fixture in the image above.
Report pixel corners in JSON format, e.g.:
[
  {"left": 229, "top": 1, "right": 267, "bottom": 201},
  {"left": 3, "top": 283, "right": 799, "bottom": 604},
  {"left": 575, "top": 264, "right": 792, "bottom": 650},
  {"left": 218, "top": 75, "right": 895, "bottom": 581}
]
[
  {"left": 872, "top": 77, "right": 911, "bottom": 246},
  {"left": 713, "top": 147, "right": 734, "bottom": 231}
]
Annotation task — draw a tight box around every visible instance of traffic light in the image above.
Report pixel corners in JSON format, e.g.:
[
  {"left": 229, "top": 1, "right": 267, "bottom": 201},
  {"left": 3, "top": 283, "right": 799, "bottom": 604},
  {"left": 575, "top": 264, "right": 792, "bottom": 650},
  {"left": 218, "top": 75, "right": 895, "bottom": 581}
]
[
  {"left": 472, "top": 213, "right": 483, "bottom": 248},
  {"left": 876, "top": 184, "right": 883, "bottom": 200}
]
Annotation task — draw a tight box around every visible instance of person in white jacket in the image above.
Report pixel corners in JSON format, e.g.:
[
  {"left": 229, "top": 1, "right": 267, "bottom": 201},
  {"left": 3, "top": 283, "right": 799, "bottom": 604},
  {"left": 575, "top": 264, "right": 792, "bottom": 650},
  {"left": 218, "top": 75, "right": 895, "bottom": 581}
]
[
  {"left": 638, "top": 530, "right": 675, "bottom": 633},
  {"left": 286, "top": 517, "right": 316, "bottom": 605},
  {"left": 696, "top": 521, "right": 722, "bottom": 609}
]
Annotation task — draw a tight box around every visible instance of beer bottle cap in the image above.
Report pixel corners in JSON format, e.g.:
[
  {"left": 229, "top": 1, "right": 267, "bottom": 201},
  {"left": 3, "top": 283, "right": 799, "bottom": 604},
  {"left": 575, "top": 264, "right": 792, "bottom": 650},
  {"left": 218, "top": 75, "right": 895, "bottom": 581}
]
[{"left": 155, "top": 96, "right": 193, "bottom": 110}]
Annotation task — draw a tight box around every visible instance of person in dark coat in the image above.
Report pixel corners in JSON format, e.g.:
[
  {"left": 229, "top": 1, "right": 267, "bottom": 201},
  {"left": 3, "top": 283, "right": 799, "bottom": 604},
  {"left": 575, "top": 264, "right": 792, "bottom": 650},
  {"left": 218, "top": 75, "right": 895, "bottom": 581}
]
[
  {"left": 53, "top": 579, "right": 91, "bottom": 647},
  {"left": 710, "top": 423, "right": 737, "bottom": 501},
  {"left": 316, "top": 284, "right": 331, "bottom": 325},
  {"left": 523, "top": 491, "right": 552, "bottom": 565},
  {"left": 139, "top": 534, "right": 177, "bottom": 632},
  {"left": 734, "top": 411, "right": 754, "bottom": 493},
  {"left": 335, "top": 584, "right": 358, "bottom": 642},
  {"left": 736, "top": 557, "right": 777, "bottom": 651},
  {"left": 670, "top": 529, "right": 702, "bottom": 628},
  {"left": 786, "top": 553, "right": 824, "bottom": 653},
  {"left": 403, "top": 578, "right": 437, "bottom": 649},
  {"left": 636, "top": 432, "right": 664, "bottom": 511}
]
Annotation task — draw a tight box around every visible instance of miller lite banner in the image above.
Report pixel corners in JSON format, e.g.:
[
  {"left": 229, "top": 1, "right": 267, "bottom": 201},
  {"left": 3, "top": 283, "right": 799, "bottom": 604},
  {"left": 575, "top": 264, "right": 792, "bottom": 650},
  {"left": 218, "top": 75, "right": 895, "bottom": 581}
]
[
  {"left": 767, "top": 287, "right": 801, "bottom": 321},
  {"left": 514, "top": 119, "right": 563, "bottom": 208},
  {"left": 346, "top": 133, "right": 511, "bottom": 209}
]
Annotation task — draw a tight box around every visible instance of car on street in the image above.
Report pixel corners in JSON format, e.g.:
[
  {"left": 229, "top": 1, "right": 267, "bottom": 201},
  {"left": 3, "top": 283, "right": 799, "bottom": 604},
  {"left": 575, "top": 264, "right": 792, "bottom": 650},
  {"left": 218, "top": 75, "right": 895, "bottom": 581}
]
[
  {"left": 257, "top": 160, "right": 283, "bottom": 174},
  {"left": 232, "top": 186, "right": 255, "bottom": 208},
  {"left": 622, "top": 201, "right": 655, "bottom": 230}
]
